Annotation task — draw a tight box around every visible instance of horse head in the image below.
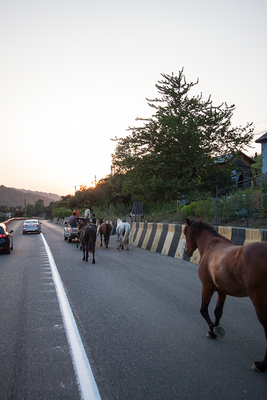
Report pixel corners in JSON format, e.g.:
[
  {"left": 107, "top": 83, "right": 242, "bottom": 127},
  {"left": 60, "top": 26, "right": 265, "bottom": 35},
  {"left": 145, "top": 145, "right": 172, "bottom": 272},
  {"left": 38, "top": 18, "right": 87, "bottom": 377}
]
[{"left": 183, "top": 218, "right": 198, "bottom": 257}]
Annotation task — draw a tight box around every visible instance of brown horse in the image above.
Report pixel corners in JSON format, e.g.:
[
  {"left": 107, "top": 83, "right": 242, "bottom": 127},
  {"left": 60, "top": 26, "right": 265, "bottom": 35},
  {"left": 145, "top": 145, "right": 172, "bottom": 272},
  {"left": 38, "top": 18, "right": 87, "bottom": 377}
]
[
  {"left": 183, "top": 217, "right": 267, "bottom": 372},
  {"left": 77, "top": 219, "right": 87, "bottom": 249},
  {"left": 80, "top": 224, "right": 97, "bottom": 263},
  {"left": 99, "top": 219, "right": 112, "bottom": 248}
]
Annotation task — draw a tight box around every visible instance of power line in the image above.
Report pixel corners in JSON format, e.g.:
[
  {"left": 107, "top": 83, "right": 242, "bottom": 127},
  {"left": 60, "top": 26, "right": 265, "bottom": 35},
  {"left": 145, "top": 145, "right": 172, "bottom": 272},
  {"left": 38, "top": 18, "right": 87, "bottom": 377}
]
[
  {"left": 254, "top": 119, "right": 267, "bottom": 125},
  {"left": 217, "top": 173, "right": 265, "bottom": 194},
  {"left": 254, "top": 128, "right": 267, "bottom": 136}
]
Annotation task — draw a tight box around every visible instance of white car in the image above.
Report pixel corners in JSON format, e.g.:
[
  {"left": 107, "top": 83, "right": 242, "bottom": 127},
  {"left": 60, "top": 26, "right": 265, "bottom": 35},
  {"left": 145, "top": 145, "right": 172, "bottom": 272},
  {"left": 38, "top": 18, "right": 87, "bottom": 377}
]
[{"left": 22, "top": 219, "right": 42, "bottom": 234}]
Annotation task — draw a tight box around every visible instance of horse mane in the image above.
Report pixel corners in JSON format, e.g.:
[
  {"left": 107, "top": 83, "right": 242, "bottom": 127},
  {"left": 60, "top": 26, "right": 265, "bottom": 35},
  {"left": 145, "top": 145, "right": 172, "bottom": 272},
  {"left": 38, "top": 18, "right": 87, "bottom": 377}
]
[
  {"left": 190, "top": 220, "right": 233, "bottom": 244},
  {"left": 77, "top": 222, "right": 87, "bottom": 233}
]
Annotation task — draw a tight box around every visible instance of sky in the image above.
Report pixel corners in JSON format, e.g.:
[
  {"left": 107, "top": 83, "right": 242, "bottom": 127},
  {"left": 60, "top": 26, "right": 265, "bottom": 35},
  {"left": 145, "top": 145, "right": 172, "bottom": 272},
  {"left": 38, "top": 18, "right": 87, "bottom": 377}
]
[{"left": 1, "top": 0, "right": 267, "bottom": 197}]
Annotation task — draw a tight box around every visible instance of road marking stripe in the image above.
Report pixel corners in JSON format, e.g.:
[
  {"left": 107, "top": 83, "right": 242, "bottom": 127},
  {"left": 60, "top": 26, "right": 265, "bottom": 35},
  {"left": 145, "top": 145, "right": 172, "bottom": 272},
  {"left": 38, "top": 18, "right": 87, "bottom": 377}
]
[{"left": 41, "top": 234, "right": 101, "bottom": 400}]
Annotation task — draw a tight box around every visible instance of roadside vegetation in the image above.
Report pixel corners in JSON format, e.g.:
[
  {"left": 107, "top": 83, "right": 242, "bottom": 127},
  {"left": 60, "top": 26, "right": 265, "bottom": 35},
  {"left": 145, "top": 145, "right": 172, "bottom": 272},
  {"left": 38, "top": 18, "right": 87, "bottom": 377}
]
[{"left": 2, "top": 70, "right": 266, "bottom": 228}]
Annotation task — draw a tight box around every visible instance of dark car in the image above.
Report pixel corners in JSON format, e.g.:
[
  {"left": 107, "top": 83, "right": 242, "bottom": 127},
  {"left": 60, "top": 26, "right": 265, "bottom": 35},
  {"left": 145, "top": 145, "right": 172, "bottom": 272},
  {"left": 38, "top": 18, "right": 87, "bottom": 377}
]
[{"left": 0, "top": 223, "right": 14, "bottom": 254}]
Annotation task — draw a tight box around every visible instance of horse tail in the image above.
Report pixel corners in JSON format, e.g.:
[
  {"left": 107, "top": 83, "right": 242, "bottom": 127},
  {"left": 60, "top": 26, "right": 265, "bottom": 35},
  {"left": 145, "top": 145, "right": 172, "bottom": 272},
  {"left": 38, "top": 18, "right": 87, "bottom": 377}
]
[
  {"left": 104, "top": 223, "right": 110, "bottom": 242},
  {"left": 88, "top": 227, "right": 96, "bottom": 254},
  {"left": 122, "top": 223, "right": 130, "bottom": 246}
]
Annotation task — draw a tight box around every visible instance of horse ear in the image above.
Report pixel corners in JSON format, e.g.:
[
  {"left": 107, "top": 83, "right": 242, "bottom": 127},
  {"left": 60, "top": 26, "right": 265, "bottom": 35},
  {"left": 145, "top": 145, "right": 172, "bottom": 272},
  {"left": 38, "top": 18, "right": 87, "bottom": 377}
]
[
  {"left": 186, "top": 218, "right": 191, "bottom": 226},
  {"left": 199, "top": 217, "right": 203, "bottom": 222}
]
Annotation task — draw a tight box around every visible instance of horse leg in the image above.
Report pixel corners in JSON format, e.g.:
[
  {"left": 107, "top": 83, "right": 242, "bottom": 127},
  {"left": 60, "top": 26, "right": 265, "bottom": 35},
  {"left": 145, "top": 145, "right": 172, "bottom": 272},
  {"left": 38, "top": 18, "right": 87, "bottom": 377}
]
[
  {"left": 251, "top": 306, "right": 267, "bottom": 372},
  {"left": 117, "top": 236, "right": 122, "bottom": 250},
  {"left": 100, "top": 233, "right": 103, "bottom": 246},
  {"left": 200, "top": 285, "right": 218, "bottom": 338},
  {"left": 252, "top": 329, "right": 267, "bottom": 372},
  {"left": 201, "top": 290, "right": 226, "bottom": 339},
  {"left": 212, "top": 292, "right": 226, "bottom": 338}
]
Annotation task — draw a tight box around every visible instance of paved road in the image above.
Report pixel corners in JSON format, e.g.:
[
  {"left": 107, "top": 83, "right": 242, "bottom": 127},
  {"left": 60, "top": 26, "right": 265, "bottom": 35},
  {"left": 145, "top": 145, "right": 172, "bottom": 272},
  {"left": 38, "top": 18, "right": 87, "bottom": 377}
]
[{"left": 0, "top": 219, "right": 266, "bottom": 399}]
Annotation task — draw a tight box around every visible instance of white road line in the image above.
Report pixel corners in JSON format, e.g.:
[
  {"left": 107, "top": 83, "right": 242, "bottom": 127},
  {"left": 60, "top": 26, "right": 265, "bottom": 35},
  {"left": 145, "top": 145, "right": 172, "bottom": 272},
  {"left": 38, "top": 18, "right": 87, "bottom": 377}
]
[{"left": 41, "top": 233, "right": 101, "bottom": 400}]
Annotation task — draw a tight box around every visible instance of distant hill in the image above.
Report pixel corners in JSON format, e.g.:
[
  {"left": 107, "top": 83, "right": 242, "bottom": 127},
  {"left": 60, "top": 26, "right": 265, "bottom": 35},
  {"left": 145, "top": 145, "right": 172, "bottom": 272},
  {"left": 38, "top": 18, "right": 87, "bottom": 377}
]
[{"left": 0, "top": 185, "right": 61, "bottom": 207}]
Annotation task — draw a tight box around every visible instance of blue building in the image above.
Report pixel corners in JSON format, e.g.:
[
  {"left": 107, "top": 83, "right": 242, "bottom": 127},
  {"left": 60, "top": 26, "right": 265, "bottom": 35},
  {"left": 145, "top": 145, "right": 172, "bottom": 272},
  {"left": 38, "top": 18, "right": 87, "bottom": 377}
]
[
  {"left": 216, "top": 151, "right": 255, "bottom": 188},
  {"left": 255, "top": 132, "right": 267, "bottom": 174}
]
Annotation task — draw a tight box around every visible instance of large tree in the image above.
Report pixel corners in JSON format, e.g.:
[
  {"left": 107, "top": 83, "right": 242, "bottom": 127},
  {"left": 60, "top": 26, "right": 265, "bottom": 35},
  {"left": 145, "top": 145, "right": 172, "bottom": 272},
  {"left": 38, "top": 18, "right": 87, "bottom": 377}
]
[{"left": 111, "top": 70, "right": 254, "bottom": 203}]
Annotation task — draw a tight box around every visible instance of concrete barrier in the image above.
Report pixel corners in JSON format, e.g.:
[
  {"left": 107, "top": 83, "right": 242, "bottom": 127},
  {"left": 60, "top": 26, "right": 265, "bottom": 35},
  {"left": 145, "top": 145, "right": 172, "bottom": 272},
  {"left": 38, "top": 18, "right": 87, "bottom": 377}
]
[
  {"left": 130, "top": 222, "right": 267, "bottom": 264},
  {"left": 130, "top": 222, "right": 187, "bottom": 259},
  {"left": 52, "top": 217, "right": 67, "bottom": 225}
]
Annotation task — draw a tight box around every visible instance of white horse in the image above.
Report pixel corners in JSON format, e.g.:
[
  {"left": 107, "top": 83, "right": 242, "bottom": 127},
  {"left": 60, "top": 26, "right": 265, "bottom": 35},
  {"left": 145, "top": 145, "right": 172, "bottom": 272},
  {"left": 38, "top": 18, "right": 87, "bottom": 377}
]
[{"left": 116, "top": 218, "right": 131, "bottom": 251}]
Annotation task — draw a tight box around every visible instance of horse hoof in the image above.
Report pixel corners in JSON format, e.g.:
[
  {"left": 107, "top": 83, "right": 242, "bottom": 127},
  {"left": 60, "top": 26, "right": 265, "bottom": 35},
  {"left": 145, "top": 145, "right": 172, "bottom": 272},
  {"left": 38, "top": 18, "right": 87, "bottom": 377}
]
[
  {"left": 213, "top": 326, "right": 225, "bottom": 339},
  {"left": 251, "top": 363, "right": 261, "bottom": 372},
  {"left": 251, "top": 362, "right": 267, "bottom": 372},
  {"left": 206, "top": 331, "right": 217, "bottom": 339}
]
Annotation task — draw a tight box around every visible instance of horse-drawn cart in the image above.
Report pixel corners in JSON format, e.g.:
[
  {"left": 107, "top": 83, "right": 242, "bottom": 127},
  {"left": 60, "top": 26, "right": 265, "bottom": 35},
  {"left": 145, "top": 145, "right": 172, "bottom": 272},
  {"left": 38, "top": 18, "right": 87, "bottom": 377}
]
[
  {"left": 64, "top": 217, "right": 87, "bottom": 243},
  {"left": 64, "top": 222, "right": 78, "bottom": 243}
]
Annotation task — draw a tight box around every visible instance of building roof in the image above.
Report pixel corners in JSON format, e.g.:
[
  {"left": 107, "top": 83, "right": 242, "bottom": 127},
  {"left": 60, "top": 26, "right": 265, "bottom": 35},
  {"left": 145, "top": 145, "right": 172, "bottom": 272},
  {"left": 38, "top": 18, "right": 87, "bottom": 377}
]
[
  {"left": 214, "top": 151, "right": 255, "bottom": 166},
  {"left": 255, "top": 132, "right": 267, "bottom": 143}
]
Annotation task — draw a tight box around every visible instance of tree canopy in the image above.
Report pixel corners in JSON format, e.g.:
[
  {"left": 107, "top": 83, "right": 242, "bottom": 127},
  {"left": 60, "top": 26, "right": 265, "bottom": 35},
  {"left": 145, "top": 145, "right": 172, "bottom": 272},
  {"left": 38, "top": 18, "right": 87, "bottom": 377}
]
[{"left": 111, "top": 69, "right": 254, "bottom": 203}]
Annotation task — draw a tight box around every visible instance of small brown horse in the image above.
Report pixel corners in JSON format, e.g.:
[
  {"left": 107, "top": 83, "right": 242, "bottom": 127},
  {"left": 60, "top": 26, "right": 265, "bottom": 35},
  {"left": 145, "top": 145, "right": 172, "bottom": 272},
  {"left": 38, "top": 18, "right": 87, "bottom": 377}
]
[
  {"left": 183, "top": 217, "right": 267, "bottom": 372},
  {"left": 77, "top": 219, "right": 87, "bottom": 249},
  {"left": 80, "top": 224, "right": 97, "bottom": 263},
  {"left": 99, "top": 219, "right": 112, "bottom": 248}
]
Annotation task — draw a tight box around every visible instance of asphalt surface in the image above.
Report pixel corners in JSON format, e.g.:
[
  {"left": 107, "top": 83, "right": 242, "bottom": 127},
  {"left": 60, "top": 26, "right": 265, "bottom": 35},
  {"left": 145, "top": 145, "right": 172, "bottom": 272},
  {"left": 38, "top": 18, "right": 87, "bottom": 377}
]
[{"left": 0, "top": 219, "right": 266, "bottom": 399}]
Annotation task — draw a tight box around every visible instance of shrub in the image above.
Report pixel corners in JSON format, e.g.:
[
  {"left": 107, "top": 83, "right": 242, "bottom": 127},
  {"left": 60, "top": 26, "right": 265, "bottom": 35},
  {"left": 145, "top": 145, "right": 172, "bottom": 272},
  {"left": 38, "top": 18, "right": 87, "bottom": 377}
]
[
  {"left": 188, "top": 201, "right": 197, "bottom": 216},
  {"left": 176, "top": 199, "right": 212, "bottom": 223},
  {"left": 194, "top": 198, "right": 212, "bottom": 220},
  {"left": 176, "top": 205, "right": 190, "bottom": 222},
  {"left": 52, "top": 207, "right": 72, "bottom": 219}
]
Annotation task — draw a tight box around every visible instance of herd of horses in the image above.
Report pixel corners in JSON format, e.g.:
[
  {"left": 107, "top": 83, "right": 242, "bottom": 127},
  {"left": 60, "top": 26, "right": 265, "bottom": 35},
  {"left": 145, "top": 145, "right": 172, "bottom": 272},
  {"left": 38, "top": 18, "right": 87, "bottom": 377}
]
[
  {"left": 75, "top": 218, "right": 131, "bottom": 264},
  {"left": 68, "top": 214, "right": 267, "bottom": 372}
]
